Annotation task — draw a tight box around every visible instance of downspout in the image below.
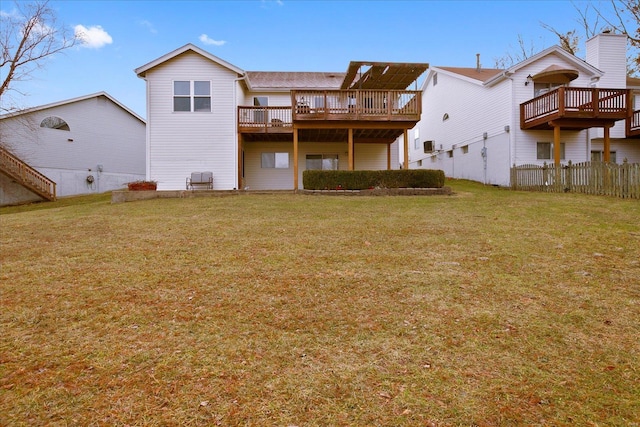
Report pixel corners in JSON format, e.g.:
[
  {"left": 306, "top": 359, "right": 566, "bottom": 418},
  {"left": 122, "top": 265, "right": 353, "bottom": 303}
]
[{"left": 234, "top": 73, "right": 247, "bottom": 190}]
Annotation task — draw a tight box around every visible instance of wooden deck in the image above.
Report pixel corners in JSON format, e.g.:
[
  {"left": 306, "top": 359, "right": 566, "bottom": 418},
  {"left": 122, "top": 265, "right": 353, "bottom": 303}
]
[
  {"left": 238, "top": 89, "right": 421, "bottom": 136},
  {"left": 520, "top": 87, "right": 630, "bottom": 130},
  {"left": 291, "top": 89, "right": 421, "bottom": 122}
]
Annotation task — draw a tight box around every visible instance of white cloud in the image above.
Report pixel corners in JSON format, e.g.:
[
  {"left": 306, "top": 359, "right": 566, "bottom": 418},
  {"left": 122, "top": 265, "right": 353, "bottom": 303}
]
[
  {"left": 199, "top": 34, "right": 226, "bottom": 46},
  {"left": 139, "top": 20, "right": 157, "bottom": 34},
  {"left": 75, "top": 24, "right": 113, "bottom": 49}
]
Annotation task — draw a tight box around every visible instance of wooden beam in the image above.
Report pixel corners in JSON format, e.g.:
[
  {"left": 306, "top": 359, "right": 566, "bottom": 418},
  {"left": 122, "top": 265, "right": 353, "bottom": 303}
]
[
  {"left": 348, "top": 128, "right": 354, "bottom": 170},
  {"left": 403, "top": 128, "right": 409, "bottom": 169},
  {"left": 293, "top": 127, "right": 299, "bottom": 191},
  {"left": 603, "top": 125, "right": 611, "bottom": 162},
  {"left": 237, "top": 133, "right": 243, "bottom": 190},
  {"left": 553, "top": 125, "right": 561, "bottom": 166}
]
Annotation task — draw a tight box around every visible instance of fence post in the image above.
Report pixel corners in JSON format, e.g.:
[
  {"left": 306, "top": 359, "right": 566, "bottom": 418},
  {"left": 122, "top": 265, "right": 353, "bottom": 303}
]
[{"left": 566, "top": 160, "right": 572, "bottom": 192}]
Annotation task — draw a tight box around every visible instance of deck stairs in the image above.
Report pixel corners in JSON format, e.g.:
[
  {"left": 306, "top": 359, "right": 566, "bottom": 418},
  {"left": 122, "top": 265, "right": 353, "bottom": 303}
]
[{"left": 0, "top": 146, "right": 57, "bottom": 201}]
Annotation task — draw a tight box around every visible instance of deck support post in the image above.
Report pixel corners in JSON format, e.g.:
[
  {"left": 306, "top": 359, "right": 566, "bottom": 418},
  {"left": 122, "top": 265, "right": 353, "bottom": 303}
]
[
  {"left": 237, "top": 133, "right": 243, "bottom": 190},
  {"left": 403, "top": 128, "right": 409, "bottom": 169},
  {"left": 553, "top": 125, "right": 561, "bottom": 166},
  {"left": 293, "top": 127, "right": 299, "bottom": 191},
  {"left": 348, "top": 128, "right": 354, "bottom": 170},
  {"left": 603, "top": 125, "right": 611, "bottom": 162},
  {"left": 387, "top": 144, "right": 391, "bottom": 170}
]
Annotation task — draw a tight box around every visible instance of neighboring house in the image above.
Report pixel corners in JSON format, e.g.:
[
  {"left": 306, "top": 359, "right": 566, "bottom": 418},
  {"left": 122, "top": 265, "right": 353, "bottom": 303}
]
[
  {"left": 135, "top": 44, "right": 428, "bottom": 191},
  {"left": 0, "top": 92, "right": 146, "bottom": 206},
  {"left": 408, "top": 32, "right": 640, "bottom": 186}
]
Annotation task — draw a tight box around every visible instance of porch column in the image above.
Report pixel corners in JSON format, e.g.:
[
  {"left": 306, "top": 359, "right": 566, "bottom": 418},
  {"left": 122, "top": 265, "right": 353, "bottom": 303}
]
[
  {"left": 553, "top": 125, "right": 561, "bottom": 166},
  {"left": 237, "top": 133, "right": 243, "bottom": 190},
  {"left": 348, "top": 128, "right": 354, "bottom": 170},
  {"left": 603, "top": 125, "right": 611, "bottom": 162},
  {"left": 293, "top": 127, "right": 299, "bottom": 191},
  {"left": 403, "top": 129, "right": 409, "bottom": 169}
]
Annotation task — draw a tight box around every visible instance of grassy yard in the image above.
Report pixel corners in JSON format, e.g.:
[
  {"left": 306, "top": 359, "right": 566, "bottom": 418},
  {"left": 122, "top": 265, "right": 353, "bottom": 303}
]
[{"left": 1, "top": 180, "right": 639, "bottom": 426}]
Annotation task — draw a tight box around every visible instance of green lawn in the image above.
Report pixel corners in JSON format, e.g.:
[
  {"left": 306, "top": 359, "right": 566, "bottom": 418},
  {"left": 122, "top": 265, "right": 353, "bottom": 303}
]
[{"left": 1, "top": 180, "right": 639, "bottom": 426}]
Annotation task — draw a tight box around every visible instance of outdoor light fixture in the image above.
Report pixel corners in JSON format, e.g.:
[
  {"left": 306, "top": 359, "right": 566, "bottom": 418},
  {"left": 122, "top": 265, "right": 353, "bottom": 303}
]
[{"left": 525, "top": 74, "right": 533, "bottom": 86}]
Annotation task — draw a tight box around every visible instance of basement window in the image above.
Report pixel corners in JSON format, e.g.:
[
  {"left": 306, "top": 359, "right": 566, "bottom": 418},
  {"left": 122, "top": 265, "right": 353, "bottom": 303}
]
[
  {"left": 306, "top": 154, "right": 338, "bottom": 170},
  {"left": 40, "top": 116, "right": 70, "bottom": 131},
  {"left": 537, "top": 142, "right": 565, "bottom": 160},
  {"left": 261, "top": 152, "right": 289, "bottom": 169},
  {"left": 591, "top": 150, "right": 617, "bottom": 163}
]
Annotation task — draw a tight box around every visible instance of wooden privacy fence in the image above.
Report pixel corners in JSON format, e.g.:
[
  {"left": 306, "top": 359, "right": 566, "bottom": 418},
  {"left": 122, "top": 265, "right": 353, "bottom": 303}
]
[{"left": 511, "top": 160, "right": 640, "bottom": 199}]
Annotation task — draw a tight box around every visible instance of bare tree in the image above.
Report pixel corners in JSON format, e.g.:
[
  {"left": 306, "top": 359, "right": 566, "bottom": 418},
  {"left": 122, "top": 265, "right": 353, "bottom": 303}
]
[
  {"left": 542, "top": 0, "right": 639, "bottom": 75},
  {"left": 539, "top": 24, "right": 580, "bottom": 56},
  {"left": 493, "top": 35, "right": 538, "bottom": 69},
  {"left": 494, "top": 1, "right": 639, "bottom": 74},
  {"left": 595, "top": 0, "right": 640, "bottom": 74},
  {"left": 0, "top": 0, "right": 78, "bottom": 110}
]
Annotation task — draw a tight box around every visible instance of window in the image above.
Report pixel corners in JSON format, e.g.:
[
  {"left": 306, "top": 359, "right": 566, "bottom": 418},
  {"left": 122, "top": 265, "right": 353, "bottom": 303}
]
[
  {"left": 447, "top": 150, "right": 453, "bottom": 158},
  {"left": 417, "top": 160, "right": 423, "bottom": 167},
  {"left": 414, "top": 129, "right": 420, "bottom": 150},
  {"left": 591, "top": 150, "right": 617, "bottom": 163},
  {"left": 40, "top": 116, "right": 70, "bottom": 131},
  {"left": 173, "top": 80, "right": 211, "bottom": 112},
  {"left": 537, "top": 142, "right": 565, "bottom": 160},
  {"left": 461, "top": 145, "right": 469, "bottom": 154},
  {"left": 306, "top": 154, "right": 338, "bottom": 170},
  {"left": 261, "top": 152, "right": 289, "bottom": 169}
]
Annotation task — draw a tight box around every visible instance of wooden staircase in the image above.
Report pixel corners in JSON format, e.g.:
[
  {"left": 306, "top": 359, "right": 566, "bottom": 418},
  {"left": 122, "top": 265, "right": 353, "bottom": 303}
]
[{"left": 0, "top": 146, "right": 56, "bottom": 201}]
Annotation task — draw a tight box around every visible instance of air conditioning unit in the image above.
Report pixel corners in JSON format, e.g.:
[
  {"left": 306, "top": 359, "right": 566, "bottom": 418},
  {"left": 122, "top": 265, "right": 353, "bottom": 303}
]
[{"left": 423, "top": 140, "right": 434, "bottom": 153}]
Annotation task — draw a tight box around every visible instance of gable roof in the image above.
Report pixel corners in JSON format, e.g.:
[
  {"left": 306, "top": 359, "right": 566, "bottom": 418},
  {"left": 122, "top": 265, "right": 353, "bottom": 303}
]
[
  {"left": 135, "top": 43, "right": 244, "bottom": 78},
  {"left": 484, "top": 45, "right": 603, "bottom": 86},
  {"left": 245, "top": 71, "right": 344, "bottom": 91},
  {"left": 0, "top": 92, "right": 145, "bottom": 123},
  {"left": 437, "top": 67, "right": 504, "bottom": 82}
]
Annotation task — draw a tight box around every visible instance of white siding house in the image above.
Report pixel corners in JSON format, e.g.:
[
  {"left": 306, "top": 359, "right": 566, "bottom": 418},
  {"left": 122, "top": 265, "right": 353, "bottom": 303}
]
[
  {"left": 0, "top": 92, "right": 146, "bottom": 206},
  {"left": 136, "top": 45, "right": 424, "bottom": 191},
  {"left": 409, "top": 32, "right": 640, "bottom": 185}
]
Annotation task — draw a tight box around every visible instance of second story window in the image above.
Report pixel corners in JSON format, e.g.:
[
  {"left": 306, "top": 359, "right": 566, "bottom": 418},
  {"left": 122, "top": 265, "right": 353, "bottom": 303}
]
[{"left": 173, "top": 80, "right": 211, "bottom": 112}]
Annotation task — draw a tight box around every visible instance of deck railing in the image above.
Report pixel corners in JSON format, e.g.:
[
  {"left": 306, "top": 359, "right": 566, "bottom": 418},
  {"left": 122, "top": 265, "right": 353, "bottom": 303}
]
[
  {"left": 511, "top": 160, "right": 640, "bottom": 199},
  {"left": 521, "top": 87, "right": 629, "bottom": 127},
  {"left": 237, "top": 106, "right": 293, "bottom": 130},
  {"left": 627, "top": 109, "right": 640, "bottom": 137},
  {"left": 0, "top": 146, "right": 56, "bottom": 200},
  {"left": 291, "top": 89, "right": 421, "bottom": 121}
]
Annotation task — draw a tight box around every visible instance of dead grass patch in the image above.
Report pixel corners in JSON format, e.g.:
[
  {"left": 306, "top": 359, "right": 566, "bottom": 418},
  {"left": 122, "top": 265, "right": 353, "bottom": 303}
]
[{"left": 1, "top": 181, "right": 639, "bottom": 425}]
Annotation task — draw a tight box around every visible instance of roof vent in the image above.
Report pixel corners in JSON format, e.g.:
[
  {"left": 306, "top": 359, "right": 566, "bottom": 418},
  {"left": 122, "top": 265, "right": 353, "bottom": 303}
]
[{"left": 476, "top": 53, "right": 481, "bottom": 71}]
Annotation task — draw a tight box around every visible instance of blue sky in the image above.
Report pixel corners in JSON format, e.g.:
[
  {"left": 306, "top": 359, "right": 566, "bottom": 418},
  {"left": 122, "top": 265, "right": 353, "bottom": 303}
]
[{"left": 4, "top": 0, "right": 603, "bottom": 118}]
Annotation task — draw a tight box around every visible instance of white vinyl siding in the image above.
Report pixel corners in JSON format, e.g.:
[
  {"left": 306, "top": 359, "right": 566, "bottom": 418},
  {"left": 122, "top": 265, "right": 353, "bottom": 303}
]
[
  {"left": 146, "top": 51, "right": 238, "bottom": 190},
  {"left": 0, "top": 95, "right": 145, "bottom": 197}
]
